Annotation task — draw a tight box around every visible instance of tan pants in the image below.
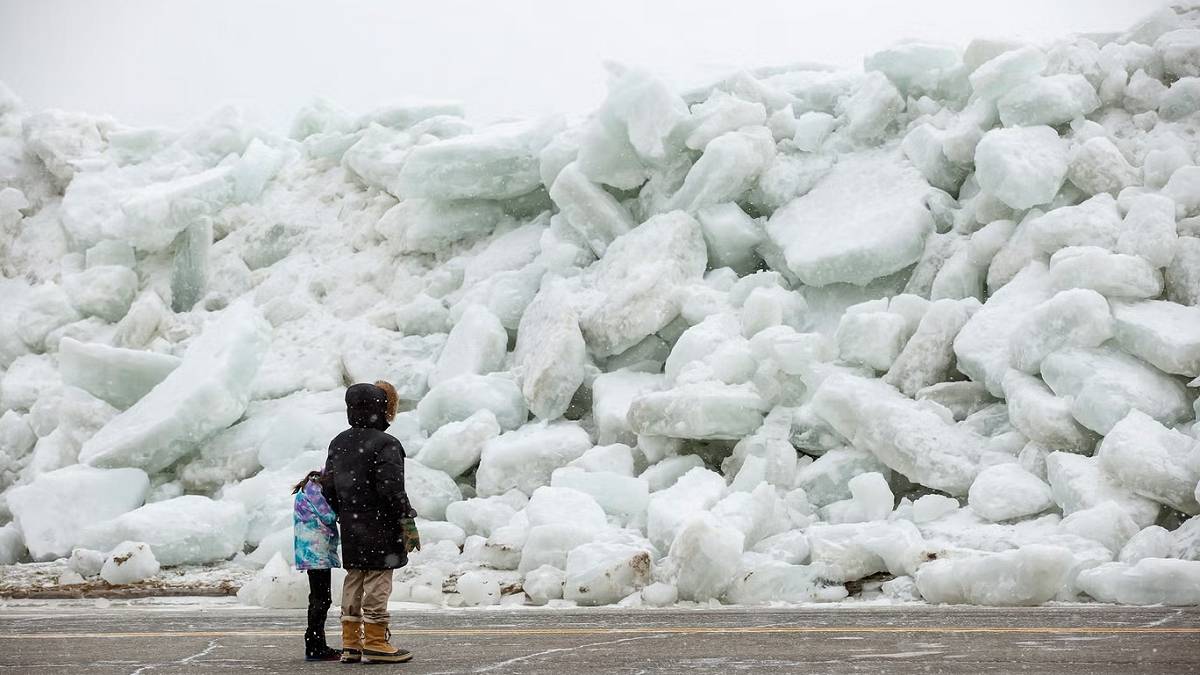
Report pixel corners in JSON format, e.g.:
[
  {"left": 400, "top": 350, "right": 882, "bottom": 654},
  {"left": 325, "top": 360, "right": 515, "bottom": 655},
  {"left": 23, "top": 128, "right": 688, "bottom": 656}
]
[{"left": 341, "top": 569, "right": 393, "bottom": 625}]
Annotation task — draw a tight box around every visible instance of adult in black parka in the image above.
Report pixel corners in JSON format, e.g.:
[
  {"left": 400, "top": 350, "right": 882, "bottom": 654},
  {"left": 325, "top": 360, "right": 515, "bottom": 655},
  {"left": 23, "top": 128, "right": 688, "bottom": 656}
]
[{"left": 322, "top": 382, "right": 414, "bottom": 663}]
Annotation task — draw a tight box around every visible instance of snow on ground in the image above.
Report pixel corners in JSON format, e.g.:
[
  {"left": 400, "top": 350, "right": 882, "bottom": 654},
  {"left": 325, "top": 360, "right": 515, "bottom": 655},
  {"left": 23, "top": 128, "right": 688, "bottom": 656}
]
[{"left": 1, "top": 5, "right": 1200, "bottom": 610}]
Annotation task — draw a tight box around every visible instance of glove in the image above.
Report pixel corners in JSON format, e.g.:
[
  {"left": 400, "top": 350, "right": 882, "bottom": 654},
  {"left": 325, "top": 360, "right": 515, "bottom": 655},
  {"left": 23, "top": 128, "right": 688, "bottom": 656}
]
[{"left": 401, "top": 517, "right": 421, "bottom": 553}]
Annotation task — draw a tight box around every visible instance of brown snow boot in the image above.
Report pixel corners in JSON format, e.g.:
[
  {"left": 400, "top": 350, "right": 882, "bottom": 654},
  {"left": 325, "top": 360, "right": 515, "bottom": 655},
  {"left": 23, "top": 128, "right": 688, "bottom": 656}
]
[
  {"left": 340, "top": 620, "right": 363, "bottom": 663},
  {"left": 362, "top": 622, "right": 413, "bottom": 663}
]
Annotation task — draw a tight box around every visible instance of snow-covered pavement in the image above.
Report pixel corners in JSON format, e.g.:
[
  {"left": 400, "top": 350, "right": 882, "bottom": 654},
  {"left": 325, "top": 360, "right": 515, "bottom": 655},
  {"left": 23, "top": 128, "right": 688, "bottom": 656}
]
[{"left": 0, "top": 601, "right": 1197, "bottom": 673}]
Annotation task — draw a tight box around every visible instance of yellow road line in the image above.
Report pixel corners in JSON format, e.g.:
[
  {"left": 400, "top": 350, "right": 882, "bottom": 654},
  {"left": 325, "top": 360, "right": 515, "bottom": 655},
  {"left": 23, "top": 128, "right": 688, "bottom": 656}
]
[{"left": 4, "top": 626, "right": 1199, "bottom": 639}]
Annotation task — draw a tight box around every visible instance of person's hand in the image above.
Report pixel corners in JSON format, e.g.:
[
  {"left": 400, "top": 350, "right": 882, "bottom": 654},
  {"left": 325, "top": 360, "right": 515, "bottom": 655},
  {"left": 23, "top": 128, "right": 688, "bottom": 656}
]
[{"left": 402, "top": 517, "right": 421, "bottom": 553}]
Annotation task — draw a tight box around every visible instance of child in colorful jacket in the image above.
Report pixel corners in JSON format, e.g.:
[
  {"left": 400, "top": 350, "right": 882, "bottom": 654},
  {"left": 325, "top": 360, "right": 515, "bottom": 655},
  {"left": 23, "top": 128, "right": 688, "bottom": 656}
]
[{"left": 293, "top": 470, "right": 341, "bottom": 661}]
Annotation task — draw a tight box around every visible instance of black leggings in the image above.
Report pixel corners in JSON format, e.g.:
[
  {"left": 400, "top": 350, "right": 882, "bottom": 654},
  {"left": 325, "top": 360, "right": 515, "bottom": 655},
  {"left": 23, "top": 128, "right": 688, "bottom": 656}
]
[{"left": 305, "top": 569, "right": 333, "bottom": 650}]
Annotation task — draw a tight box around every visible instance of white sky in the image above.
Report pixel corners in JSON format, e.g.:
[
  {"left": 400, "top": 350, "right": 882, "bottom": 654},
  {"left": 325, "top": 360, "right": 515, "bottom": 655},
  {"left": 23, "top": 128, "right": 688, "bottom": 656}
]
[{"left": 0, "top": 0, "right": 1168, "bottom": 131}]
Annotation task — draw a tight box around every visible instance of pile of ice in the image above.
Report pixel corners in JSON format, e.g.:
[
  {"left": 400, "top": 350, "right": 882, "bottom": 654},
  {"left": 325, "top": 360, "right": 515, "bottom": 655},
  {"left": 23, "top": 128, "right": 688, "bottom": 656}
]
[{"left": 2, "top": 5, "right": 1200, "bottom": 607}]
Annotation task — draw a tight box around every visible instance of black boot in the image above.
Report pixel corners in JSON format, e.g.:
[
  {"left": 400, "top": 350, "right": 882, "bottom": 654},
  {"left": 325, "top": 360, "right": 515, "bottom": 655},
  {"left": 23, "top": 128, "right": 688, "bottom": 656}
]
[
  {"left": 305, "top": 625, "right": 341, "bottom": 661},
  {"left": 305, "top": 599, "right": 340, "bottom": 661},
  {"left": 304, "top": 569, "right": 339, "bottom": 661}
]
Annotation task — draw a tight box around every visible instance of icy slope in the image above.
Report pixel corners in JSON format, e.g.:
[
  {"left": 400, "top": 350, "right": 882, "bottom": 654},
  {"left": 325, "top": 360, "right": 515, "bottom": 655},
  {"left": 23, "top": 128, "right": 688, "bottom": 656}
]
[{"left": 2, "top": 5, "right": 1200, "bottom": 607}]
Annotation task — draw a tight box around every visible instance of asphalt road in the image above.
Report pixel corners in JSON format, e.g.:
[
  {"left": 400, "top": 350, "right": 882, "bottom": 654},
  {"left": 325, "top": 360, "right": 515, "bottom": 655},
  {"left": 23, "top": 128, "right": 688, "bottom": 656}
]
[{"left": 0, "top": 602, "right": 1198, "bottom": 674}]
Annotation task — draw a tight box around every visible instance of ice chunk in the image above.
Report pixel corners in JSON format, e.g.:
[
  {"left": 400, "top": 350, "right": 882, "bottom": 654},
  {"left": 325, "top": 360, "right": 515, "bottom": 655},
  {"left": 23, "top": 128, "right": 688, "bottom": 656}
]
[
  {"left": 1045, "top": 452, "right": 1159, "bottom": 528},
  {"left": 725, "top": 555, "right": 849, "bottom": 604},
  {"left": 445, "top": 491, "right": 526, "bottom": 538},
  {"left": 1049, "top": 247, "right": 1162, "bottom": 300},
  {"left": 836, "top": 311, "right": 910, "bottom": 372},
  {"left": 100, "top": 541, "right": 160, "bottom": 585},
  {"left": 8, "top": 465, "right": 149, "bottom": 560},
  {"left": 592, "top": 370, "right": 663, "bottom": 446},
  {"left": 18, "top": 284, "right": 80, "bottom": 352},
  {"left": 518, "top": 522, "right": 590, "bottom": 574},
  {"left": 1060, "top": 502, "right": 1139, "bottom": 553},
  {"left": 1157, "top": 29, "right": 1200, "bottom": 78},
  {"left": 912, "top": 494, "right": 961, "bottom": 523},
  {"left": 639, "top": 454, "right": 705, "bottom": 492},
  {"left": 119, "top": 166, "right": 234, "bottom": 253},
  {"left": 1159, "top": 77, "right": 1200, "bottom": 121},
  {"left": 79, "top": 303, "right": 271, "bottom": 472},
  {"left": 513, "top": 286, "right": 587, "bottom": 420},
  {"left": 968, "top": 463, "right": 1055, "bottom": 522},
  {"left": 884, "top": 299, "right": 977, "bottom": 396},
  {"left": 429, "top": 305, "right": 506, "bottom": 388},
  {"left": 840, "top": 71, "right": 903, "bottom": 143},
  {"left": 548, "top": 162, "right": 634, "bottom": 257},
  {"left": 668, "top": 127, "right": 775, "bottom": 213},
  {"left": 1117, "top": 194, "right": 1178, "bottom": 268},
  {"left": 58, "top": 338, "right": 180, "bottom": 410},
  {"left": 523, "top": 565, "right": 565, "bottom": 605},
  {"left": 475, "top": 422, "right": 591, "bottom": 497},
  {"left": 1040, "top": 345, "right": 1191, "bottom": 434},
  {"left": 377, "top": 198, "right": 504, "bottom": 254},
  {"left": 415, "top": 410, "right": 499, "bottom": 479},
  {"left": 580, "top": 210, "right": 707, "bottom": 357},
  {"left": 395, "top": 294, "right": 450, "bottom": 336},
  {"left": 113, "top": 291, "right": 168, "bottom": 350},
  {"left": 405, "top": 460, "right": 462, "bottom": 521},
  {"left": 551, "top": 467, "right": 649, "bottom": 519},
  {"left": 793, "top": 447, "right": 890, "bottom": 508},
  {"left": 1110, "top": 300, "right": 1200, "bottom": 377},
  {"left": 646, "top": 467, "right": 726, "bottom": 550},
  {"left": 564, "top": 541, "right": 653, "bottom": 606},
  {"left": 1097, "top": 410, "right": 1200, "bottom": 514},
  {"left": 792, "top": 112, "right": 836, "bottom": 151},
  {"left": 1163, "top": 166, "right": 1200, "bottom": 217},
  {"left": 526, "top": 486, "right": 607, "bottom": 532},
  {"left": 974, "top": 126, "right": 1068, "bottom": 209},
  {"left": 1067, "top": 137, "right": 1139, "bottom": 196},
  {"left": 865, "top": 42, "right": 963, "bottom": 98},
  {"left": 821, "top": 472, "right": 895, "bottom": 524},
  {"left": 805, "top": 522, "right": 891, "bottom": 582},
  {"left": 1008, "top": 289, "right": 1112, "bottom": 373},
  {"left": 915, "top": 382, "right": 994, "bottom": 422},
  {"left": 62, "top": 265, "right": 138, "bottom": 323},
  {"left": 667, "top": 512, "right": 744, "bottom": 601},
  {"left": 236, "top": 552, "right": 313, "bottom": 608},
  {"left": 685, "top": 92, "right": 767, "bottom": 150},
  {"left": 809, "top": 373, "right": 988, "bottom": 496},
  {"left": 1002, "top": 370, "right": 1095, "bottom": 453},
  {"left": 711, "top": 482, "right": 793, "bottom": 546},
  {"left": 765, "top": 151, "right": 933, "bottom": 287},
  {"left": 997, "top": 74, "right": 1099, "bottom": 127},
  {"left": 1166, "top": 237, "right": 1200, "bottom": 306},
  {"left": 396, "top": 117, "right": 561, "bottom": 200},
  {"left": 1118, "top": 526, "right": 1174, "bottom": 563},
  {"left": 664, "top": 313, "right": 740, "bottom": 383},
  {"left": 456, "top": 571, "right": 502, "bottom": 606},
  {"left": 696, "top": 203, "right": 764, "bottom": 275},
  {"left": 1, "top": 354, "right": 62, "bottom": 412},
  {"left": 627, "top": 381, "right": 770, "bottom": 440},
  {"left": 67, "top": 548, "right": 104, "bottom": 578},
  {"left": 169, "top": 218, "right": 212, "bottom": 312},
  {"left": 741, "top": 286, "right": 807, "bottom": 339},
  {"left": 969, "top": 46, "right": 1047, "bottom": 101},
  {"left": 1077, "top": 558, "right": 1200, "bottom": 606},
  {"left": 342, "top": 329, "right": 443, "bottom": 403},
  {"left": 417, "top": 374, "right": 527, "bottom": 432},
  {"left": 80, "top": 495, "right": 247, "bottom": 566},
  {"left": 915, "top": 545, "right": 1073, "bottom": 606}
]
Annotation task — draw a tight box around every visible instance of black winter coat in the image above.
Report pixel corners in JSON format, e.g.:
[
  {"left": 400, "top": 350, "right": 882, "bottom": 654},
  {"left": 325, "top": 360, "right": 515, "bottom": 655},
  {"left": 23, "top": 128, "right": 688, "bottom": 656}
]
[{"left": 321, "top": 383, "right": 414, "bottom": 570}]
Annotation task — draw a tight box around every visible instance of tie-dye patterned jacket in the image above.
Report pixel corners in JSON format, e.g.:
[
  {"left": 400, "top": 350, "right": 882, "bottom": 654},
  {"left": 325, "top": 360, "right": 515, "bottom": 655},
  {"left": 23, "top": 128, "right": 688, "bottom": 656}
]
[{"left": 293, "top": 478, "right": 340, "bottom": 570}]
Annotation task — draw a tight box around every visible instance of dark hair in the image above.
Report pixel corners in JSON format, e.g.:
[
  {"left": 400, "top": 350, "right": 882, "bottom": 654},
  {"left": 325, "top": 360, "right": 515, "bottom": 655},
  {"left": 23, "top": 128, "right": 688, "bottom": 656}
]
[{"left": 292, "top": 471, "right": 322, "bottom": 495}]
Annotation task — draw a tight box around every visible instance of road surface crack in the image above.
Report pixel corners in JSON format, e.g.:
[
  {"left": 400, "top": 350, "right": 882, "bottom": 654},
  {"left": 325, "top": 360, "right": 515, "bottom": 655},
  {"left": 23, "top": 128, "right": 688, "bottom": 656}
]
[{"left": 471, "top": 634, "right": 669, "bottom": 673}]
